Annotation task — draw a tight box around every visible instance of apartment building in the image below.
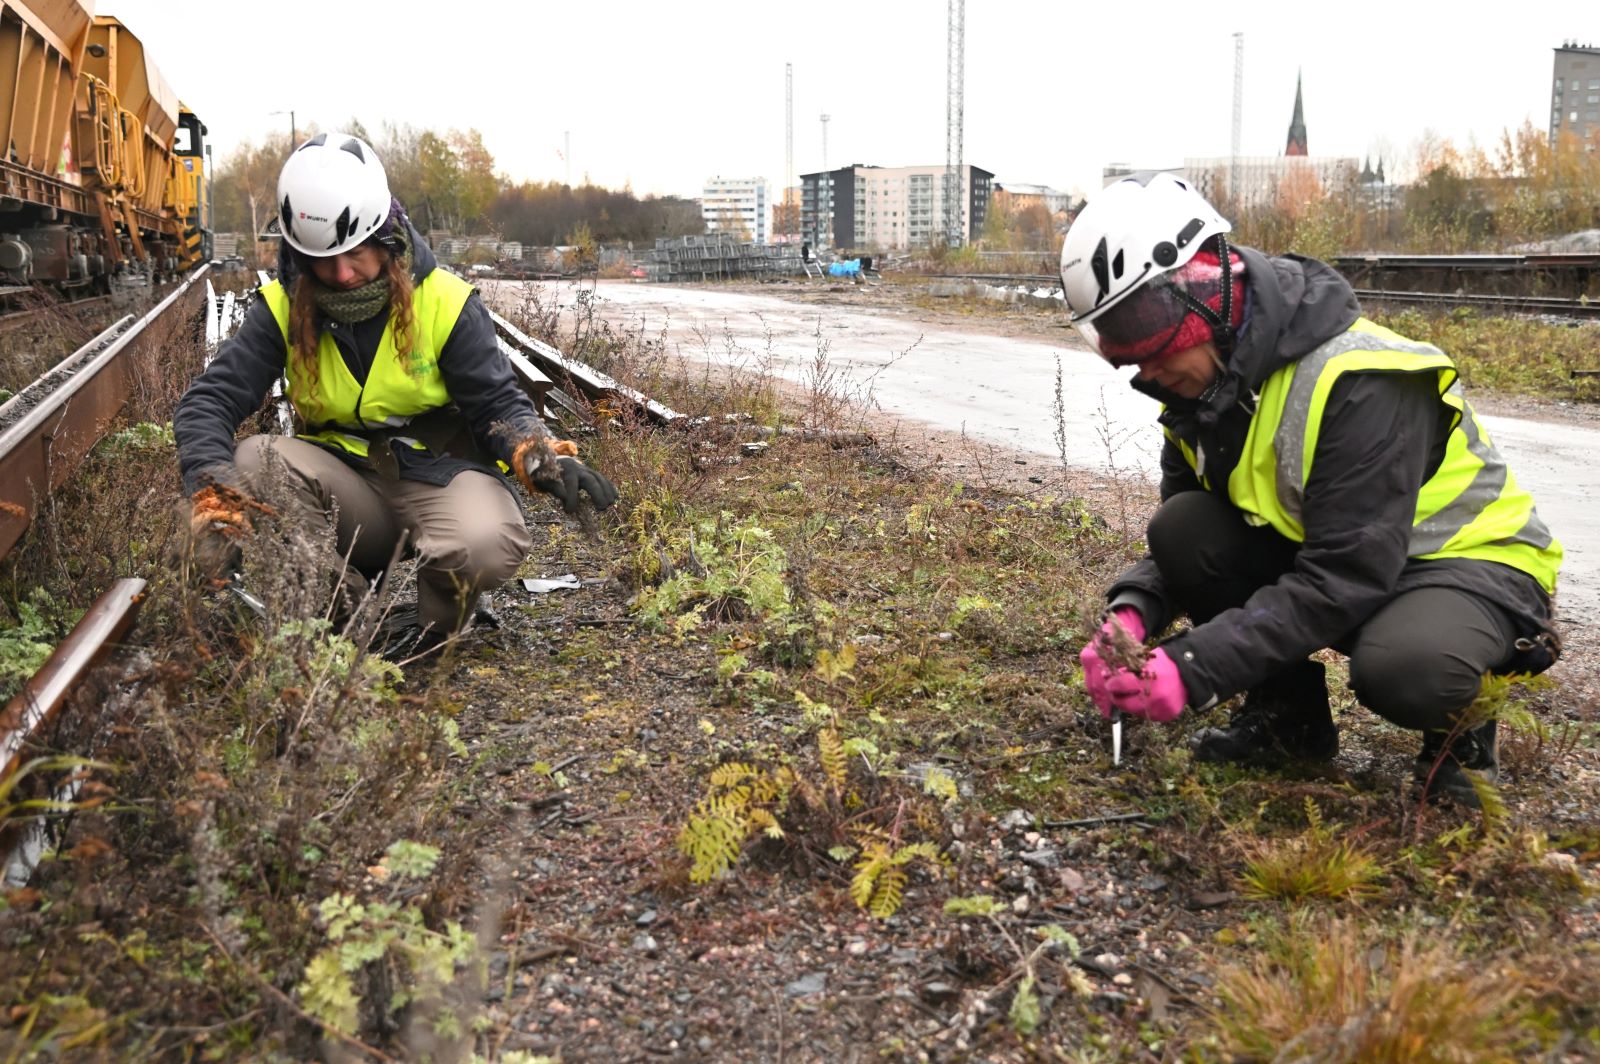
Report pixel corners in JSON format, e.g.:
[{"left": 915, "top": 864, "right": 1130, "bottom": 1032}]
[
  {"left": 1552, "top": 41, "right": 1600, "bottom": 147},
  {"left": 800, "top": 163, "right": 994, "bottom": 251},
  {"left": 701, "top": 176, "right": 769, "bottom": 243}
]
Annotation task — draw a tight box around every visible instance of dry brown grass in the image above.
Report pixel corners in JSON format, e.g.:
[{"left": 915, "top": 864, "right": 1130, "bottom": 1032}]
[{"left": 1205, "top": 917, "right": 1549, "bottom": 1062}]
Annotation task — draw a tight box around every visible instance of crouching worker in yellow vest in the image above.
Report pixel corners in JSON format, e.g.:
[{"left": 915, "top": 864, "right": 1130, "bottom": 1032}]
[
  {"left": 1066, "top": 173, "right": 1562, "bottom": 807},
  {"left": 175, "top": 132, "right": 616, "bottom": 657}
]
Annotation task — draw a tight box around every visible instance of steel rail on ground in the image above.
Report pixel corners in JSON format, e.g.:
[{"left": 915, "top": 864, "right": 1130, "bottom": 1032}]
[{"left": 0, "top": 264, "right": 211, "bottom": 560}]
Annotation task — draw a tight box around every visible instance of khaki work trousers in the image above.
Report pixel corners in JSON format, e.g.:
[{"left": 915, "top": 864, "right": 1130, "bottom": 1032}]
[{"left": 235, "top": 435, "right": 532, "bottom": 631}]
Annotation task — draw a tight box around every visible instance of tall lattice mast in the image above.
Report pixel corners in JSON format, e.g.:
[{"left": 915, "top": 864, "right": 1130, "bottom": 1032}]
[
  {"left": 820, "top": 113, "right": 830, "bottom": 170},
  {"left": 1231, "top": 32, "right": 1243, "bottom": 208},
  {"left": 944, "top": 0, "right": 965, "bottom": 246},
  {"left": 785, "top": 63, "right": 794, "bottom": 238}
]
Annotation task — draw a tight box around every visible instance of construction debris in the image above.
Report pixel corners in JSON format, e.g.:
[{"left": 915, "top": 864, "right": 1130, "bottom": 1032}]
[{"left": 647, "top": 235, "right": 806, "bottom": 283}]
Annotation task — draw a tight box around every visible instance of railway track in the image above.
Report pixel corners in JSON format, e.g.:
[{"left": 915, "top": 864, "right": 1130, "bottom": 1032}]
[
  {"left": 0, "top": 267, "right": 210, "bottom": 883},
  {"left": 910, "top": 267, "right": 1600, "bottom": 322},
  {"left": 0, "top": 294, "right": 118, "bottom": 334},
  {"left": 0, "top": 269, "right": 681, "bottom": 883},
  {"left": 1353, "top": 288, "right": 1600, "bottom": 320}
]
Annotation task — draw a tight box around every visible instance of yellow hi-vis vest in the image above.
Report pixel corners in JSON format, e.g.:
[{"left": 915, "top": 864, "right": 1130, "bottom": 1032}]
[
  {"left": 260, "top": 269, "right": 474, "bottom": 459},
  {"left": 1165, "top": 317, "right": 1562, "bottom": 595}
]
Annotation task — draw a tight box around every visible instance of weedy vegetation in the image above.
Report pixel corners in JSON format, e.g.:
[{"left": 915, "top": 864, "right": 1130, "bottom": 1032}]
[{"left": 0, "top": 278, "right": 1595, "bottom": 1060}]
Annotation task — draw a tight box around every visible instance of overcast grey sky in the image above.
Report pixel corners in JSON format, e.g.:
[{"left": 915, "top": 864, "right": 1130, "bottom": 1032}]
[{"left": 111, "top": 0, "right": 1594, "bottom": 198}]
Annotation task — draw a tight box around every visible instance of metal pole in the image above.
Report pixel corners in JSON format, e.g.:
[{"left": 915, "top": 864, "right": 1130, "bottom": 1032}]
[{"left": 205, "top": 143, "right": 213, "bottom": 234}]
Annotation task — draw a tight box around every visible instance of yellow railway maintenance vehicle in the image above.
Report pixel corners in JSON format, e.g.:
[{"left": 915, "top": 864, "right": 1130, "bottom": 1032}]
[{"left": 0, "top": 3, "right": 209, "bottom": 294}]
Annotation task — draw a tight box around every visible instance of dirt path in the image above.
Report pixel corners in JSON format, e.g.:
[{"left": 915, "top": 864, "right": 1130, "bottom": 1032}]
[{"left": 483, "top": 278, "right": 1600, "bottom": 668}]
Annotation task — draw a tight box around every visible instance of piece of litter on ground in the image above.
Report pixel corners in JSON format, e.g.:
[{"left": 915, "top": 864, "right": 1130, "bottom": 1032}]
[{"left": 523, "top": 575, "right": 581, "bottom": 593}]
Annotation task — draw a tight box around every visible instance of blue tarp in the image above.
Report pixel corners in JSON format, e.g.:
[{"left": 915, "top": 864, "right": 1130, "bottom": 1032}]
[{"left": 827, "top": 259, "right": 861, "bottom": 277}]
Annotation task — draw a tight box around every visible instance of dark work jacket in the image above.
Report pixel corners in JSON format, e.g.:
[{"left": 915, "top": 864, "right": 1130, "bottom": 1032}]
[
  {"left": 1107, "top": 247, "right": 1554, "bottom": 707},
  {"left": 174, "top": 225, "right": 546, "bottom": 496}
]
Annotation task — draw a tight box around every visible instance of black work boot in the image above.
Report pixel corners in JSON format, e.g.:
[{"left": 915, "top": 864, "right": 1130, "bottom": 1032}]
[
  {"left": 1192, "top": 660, "right": 1338, "bottom": 764},
  {"left": 1414, "top": 721, "right": 1499, "bottom": 808}
]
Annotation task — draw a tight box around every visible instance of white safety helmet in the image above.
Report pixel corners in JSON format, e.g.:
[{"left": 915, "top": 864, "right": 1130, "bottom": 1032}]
[
  {"left": 1060, "top": 172, "right": 1231, "bottom": 324},
  {"left": 277, "top": 132, "right": 391, "bottom": 257}
]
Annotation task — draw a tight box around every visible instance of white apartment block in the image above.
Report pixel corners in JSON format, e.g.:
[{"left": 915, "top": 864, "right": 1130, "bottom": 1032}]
[
  {"left": 1180, "top": 156, "right": 1358, "bottom": 212},
  {"left": 701, "top": 176, "right": 769, "bottom": 243}
]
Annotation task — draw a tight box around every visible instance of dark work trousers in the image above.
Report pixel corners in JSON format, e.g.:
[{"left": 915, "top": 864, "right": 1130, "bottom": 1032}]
[
  {"left": 1145, "top": 490, "right": 1519, "bottom": 732},
  {"left": 236, "top": 435, "right": 533, "bottom": 632}
]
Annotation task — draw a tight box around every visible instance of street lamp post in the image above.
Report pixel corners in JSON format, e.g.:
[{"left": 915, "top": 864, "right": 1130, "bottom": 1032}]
[{"left": 271, "top": 110, "right": 297, "bottom": 148}]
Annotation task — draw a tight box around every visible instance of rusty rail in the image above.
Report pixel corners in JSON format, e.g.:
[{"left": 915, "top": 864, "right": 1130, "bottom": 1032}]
[
  {"left": 1, "top": 579, "right": 145, "bottom": 782},
  {"left": 1, "top": 578, "right": 145, "bottom": 885},
  {"left": 0, "top": 265, "right": 210, "bottom": 560}
]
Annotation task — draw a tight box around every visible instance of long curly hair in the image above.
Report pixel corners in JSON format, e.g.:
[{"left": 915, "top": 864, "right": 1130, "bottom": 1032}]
[{"left": 287, "top": 244, "right": 417, "bottom": 391}]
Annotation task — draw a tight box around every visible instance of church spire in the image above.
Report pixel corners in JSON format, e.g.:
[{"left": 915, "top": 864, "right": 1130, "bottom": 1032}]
[{"left": 1285, "top": 69, "right": 1308, "bottom": 156}]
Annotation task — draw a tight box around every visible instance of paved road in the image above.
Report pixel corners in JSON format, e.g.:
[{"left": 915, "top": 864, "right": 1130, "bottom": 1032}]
[{"left": 487, "top": 280, "right": 1599, "bottom": 638}]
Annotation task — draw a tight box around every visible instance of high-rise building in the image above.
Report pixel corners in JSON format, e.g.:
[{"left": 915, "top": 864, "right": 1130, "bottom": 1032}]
[
  {"left": 800, "top": 163, "right": 993, "bottom": 251},
  {"left": 1551, "top": 41, "right": 1600, "bottom": 148},
  {"left": 701, "top": 177, "right": 769, "bottom": 243}
]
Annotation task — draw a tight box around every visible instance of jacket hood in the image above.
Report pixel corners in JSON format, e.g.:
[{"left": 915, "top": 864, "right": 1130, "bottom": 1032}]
[
  {"left": 1226, "top": 247, "right": 1362, "bottom": 390},
  {"left": 275, "top": 217, "right": 438, "bottom": 288},
  {"left": 1132, "top": 246, "right": 1361, "bottom": 409}
]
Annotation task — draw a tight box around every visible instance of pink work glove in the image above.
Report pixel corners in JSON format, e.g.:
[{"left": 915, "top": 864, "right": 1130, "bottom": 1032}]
[
  {"left": 1079, "top": 608, "right": 1146, "bottom": 717},
  {"left": 1104, "top": 647, "right": 1187, "bottom": 723}
]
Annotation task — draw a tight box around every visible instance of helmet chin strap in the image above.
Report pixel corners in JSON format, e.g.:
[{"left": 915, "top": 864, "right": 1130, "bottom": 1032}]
[{"left": 1168, "top": 234, "right": 1236, "bottom": 359}]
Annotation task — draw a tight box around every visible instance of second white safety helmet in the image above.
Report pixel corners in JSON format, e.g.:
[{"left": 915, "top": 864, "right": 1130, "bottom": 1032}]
[
  {"left": 277, "top": 132, "right": 391, "bottom": 257},
  {"left": 1060, "top": 172, "right": 1231, "bottom": 324}
]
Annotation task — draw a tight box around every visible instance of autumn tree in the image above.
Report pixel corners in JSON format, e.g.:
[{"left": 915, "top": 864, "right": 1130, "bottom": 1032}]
[
  {"left": 451, "top": 129, "right": 500, "bottom": 233},
  {"left": 211, "top": 129, "right": 298, "bottom": 266},
  {"left": 772, "top": 195, "right": 801, "bottom": 240}
]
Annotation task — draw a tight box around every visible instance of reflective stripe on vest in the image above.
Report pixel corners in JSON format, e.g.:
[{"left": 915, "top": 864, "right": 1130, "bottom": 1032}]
[
  {"left": 260, "top": 270, "right": 474, "bottom": 458},
  {"left": 1191, "top": 318, "right": 1560, "bottom": 594}
]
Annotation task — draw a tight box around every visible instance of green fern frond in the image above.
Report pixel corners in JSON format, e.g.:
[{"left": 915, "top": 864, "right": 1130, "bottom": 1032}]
[
  {"left": 1467, "top": 770, "right": 1509, "bottom": 833},
  {"left": 893, "top": 840, "right": 943, "bottom": 866},
  {"left": 1303, "top": 797, "right": 1325, "bottom": 837}
]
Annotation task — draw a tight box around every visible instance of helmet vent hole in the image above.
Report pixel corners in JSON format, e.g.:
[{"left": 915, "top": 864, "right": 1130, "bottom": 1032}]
[
  {"left": 1111, "top": 249, "right": 1125, "bottom": 280},
  {"left": 298, "top": 133, "right": 327, "bottom": 151},
  {"left": 1153, "top": 241, "right": 1177, "bottom": 267},
  {"left": 340, "top": 139, "right": 366, "bottom": 162},
  {"left": 1091, "top": 238, "right": 1110, "bottom": 298}
]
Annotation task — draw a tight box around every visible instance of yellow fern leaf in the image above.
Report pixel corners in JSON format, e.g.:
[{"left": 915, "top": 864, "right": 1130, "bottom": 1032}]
[
  {"left": 703, "top": 785, "right": 753, "bottom": 821},
  {"left": 749, "top": 807, "right": 785, "bottom": 839},
  {"left": 851, "top": 848, "right": 888, "bottom": 909},
  {"left": 819, "top": 727, "right": 847, "bottom": 791},
  {"left": 709, "top": 762, "right": 757, "bottom": 788},
  {"left": 869, "top": 867, "right": 908, "bottom": 918},
  {"left": 677, "top": 813, "right": 747, "bottom": 884}
]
